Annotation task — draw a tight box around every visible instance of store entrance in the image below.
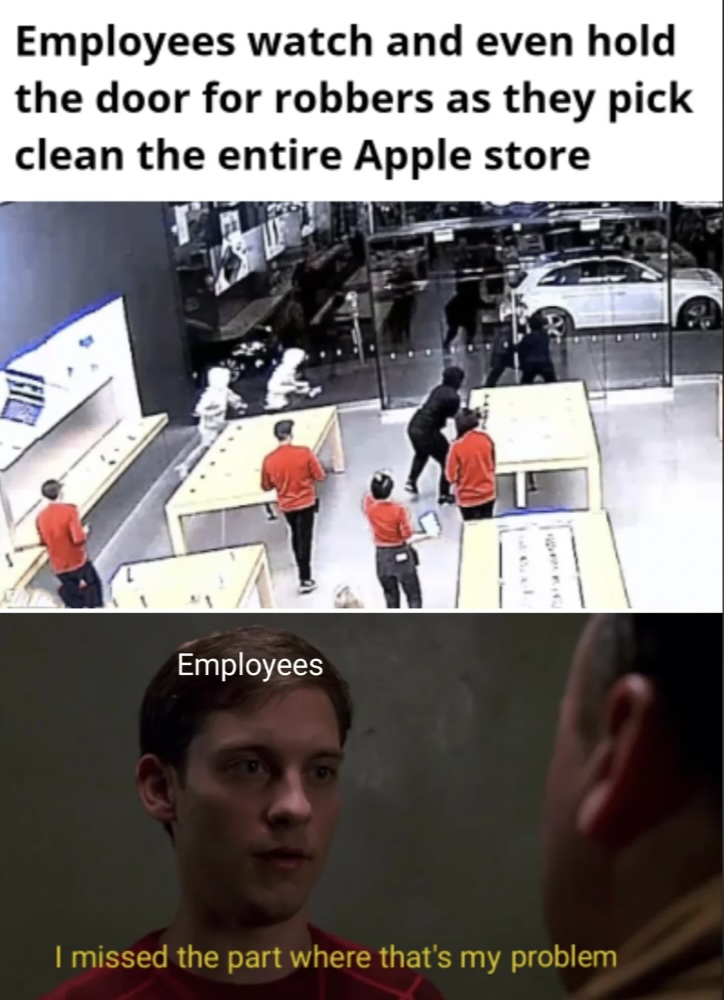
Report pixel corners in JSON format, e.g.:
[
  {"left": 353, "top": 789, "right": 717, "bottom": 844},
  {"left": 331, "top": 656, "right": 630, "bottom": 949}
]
[{"left": 366, "top": 205, "right": 688, "bottom": 410}]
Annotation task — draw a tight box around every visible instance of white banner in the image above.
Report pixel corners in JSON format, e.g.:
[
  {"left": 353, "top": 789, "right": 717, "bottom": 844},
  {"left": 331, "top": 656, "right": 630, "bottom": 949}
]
[{"left": 0, "top": 1, "right": 721, "bottom": 199}]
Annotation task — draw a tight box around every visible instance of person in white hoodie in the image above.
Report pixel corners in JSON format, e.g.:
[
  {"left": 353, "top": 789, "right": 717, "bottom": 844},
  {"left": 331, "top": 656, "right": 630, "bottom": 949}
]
[
  {"left": 264, "top": 347, "right": 322, "bottom": 412},
  {"left": 175, "top": 367, "right": 246, "bottom": 480}
]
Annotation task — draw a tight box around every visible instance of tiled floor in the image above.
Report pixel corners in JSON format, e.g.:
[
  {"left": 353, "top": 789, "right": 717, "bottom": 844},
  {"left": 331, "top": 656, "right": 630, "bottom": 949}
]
[{"left": 32, "top": 379, "right": 722, "bottom": 611}]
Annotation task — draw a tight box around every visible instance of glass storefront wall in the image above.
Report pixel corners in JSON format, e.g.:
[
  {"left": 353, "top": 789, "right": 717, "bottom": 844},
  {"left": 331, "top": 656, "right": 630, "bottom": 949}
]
[
  {"left": 165, "top": 202, "right": 722, "bottom": 418},
  {"left": 365, "top": 202, "right": 722, "bottom": 410},
  {"left": 670, "top": 202, "right": 723, "bottom": 376}
]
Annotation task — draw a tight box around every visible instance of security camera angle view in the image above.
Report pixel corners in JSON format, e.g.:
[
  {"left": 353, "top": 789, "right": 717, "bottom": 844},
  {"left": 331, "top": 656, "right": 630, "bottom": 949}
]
[
  {"left": 0, "top": 200, "right": 721, "bottom": 610},
  {"left": 1, "top": 613, "right": 722, "bottom": 1000}
]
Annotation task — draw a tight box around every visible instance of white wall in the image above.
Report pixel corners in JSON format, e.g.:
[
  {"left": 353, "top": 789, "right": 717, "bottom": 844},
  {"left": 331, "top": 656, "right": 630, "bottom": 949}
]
[{"left": 0, "top": 296, "right": 142, "bottom": 531}]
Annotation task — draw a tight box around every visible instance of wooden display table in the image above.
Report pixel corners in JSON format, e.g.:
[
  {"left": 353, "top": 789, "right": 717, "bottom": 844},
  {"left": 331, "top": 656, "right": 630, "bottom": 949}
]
[
  {"left": 110, "top": 544, "right": 275, "bottom": 609},
  {"left": 469, "top": 381, "right": 602, "bottom": 509},
  {"left": 0, "top": 587, "right": 62, "bottom": 609},
  {"left": 0, "top": 546, "right": 49, "bottom": 600},
  {"left": 12, "top": 414, "right": 168, "bottom": 550},
  {"left": 457, "top": 510, "right": 629, "bottom": 610},
  {"left": 165, "top": 405, "right": 345, "bottom": 556}
]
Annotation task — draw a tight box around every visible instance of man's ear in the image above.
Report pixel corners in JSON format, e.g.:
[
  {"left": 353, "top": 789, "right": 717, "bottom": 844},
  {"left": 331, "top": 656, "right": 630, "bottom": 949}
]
[
  {"left": 576, "top": 676, "right": 690, "bottom": 852},
  {"left": 136, "top": 755, "right": 178, "bottom": 828}
]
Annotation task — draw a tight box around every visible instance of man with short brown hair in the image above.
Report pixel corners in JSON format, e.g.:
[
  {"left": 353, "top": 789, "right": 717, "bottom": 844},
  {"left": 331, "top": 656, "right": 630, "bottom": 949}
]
[
  {"left": 41, "top": 625, "right": 447, "bottom": 1000},
  {"left": 35, "top": 479, "right": 103, "bottom": 608},
  {"left": 543, "top": 614, "right": 722, "bottom": 999}
]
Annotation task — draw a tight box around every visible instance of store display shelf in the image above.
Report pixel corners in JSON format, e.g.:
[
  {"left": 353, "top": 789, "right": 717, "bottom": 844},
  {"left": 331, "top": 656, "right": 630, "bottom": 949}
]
[
  {"left": 457, "top": 510, "right": 629, "bottom": 610},
  {"left": 0, "top": 544, "right": 48, "bottom": 597},
  {"left": 12, "top": 413, "right": 168, "bottom": 550},
  {"left": 110, "top": 544, "right": 275, "bottom": 609}
]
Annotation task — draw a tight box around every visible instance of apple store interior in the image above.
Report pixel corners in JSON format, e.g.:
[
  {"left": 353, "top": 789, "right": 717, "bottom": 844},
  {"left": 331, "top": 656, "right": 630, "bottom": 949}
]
[{"left": 0, "top": 200, "right": 721, "bottom": 610}]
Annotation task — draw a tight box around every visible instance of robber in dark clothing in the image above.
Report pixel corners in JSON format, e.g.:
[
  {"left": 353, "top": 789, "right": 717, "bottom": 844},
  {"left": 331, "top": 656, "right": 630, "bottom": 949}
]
[
  {"left": 443, "top": 287, "right": 483, "bottom": 349},
  {"left": 385, "top": 257, "right": 417, "bottom": 344},
  {"left": 484, "top": 324, "right": 516, "bottom": 387},
  {"left": 291, "top": 259, "right": 318, "bottom": 324},
  {"left": 405, "top": 366, "right": 465, "bottom": 503},
  {"left": 517, "top": 313, "right": 558, "bottom": 384}
]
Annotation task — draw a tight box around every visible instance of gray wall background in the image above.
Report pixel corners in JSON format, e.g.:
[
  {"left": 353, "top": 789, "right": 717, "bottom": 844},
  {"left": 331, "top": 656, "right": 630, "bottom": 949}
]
[
  {"left": 0, "top": 613, "right": 586, "bottom": 999},
  {"left": 0, "top": 202, "right": 193, "bottom": 422}
]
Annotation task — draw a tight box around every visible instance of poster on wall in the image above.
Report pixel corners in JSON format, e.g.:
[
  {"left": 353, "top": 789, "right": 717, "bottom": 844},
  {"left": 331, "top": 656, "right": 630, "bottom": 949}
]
[
  {"left": 0, "top": 297, "right": 141, "bottom": 471},
  {"left": 263, "top": 213, "right": 288, "bottom": 261},
  {"left": 212, "top": 210, "right": 252, "bottom": 296},
  {"left": 300, "top": 202, "right": 316, "bottom": 238},
  {"left": 174, "top": 205, "right": 190, "bottom": 247}
]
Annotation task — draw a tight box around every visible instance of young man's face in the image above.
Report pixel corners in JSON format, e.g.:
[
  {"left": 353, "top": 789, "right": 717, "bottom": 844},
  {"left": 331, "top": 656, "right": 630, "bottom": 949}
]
[{"left": 171, "top": 687, "right": 343, "bottom": 926}]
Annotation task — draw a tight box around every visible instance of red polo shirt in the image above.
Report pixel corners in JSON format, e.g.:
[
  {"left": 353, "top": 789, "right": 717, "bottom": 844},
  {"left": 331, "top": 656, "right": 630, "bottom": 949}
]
[
  {"left": 261, "top": 444, "right": 325, "bottom": 513},
  {"left": 39, "top": 927, "right": 447, "bottom": 999},
  {"left": 36, "top": 502, "right": 88, "bottom": 573},
  {"left": 363, "top": 494, "right": 414, "bottom": 547},
  {"left": 445, "top": 430, "right": 496, "bottom": 507}
]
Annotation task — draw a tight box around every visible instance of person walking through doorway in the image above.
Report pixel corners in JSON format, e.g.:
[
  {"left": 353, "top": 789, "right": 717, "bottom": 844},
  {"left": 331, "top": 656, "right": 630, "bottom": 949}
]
[
  {"left": 261, "top": 419, "right": 325, "bottom": 595},
  {"left": 445, "top": 409, "right": 497, "bottom": 521},
  {"left": 363, "top": 472, "right": 433, "bottom": 608},
  {"left": 405, "top": 366, "right": 465, "bottom": 504},
  {"left": 385, "top": 255, "right": 417, "bottom": 345},
  {"left": 35, "top": 480, "right": 104, "bottom": 608},
  {"left": 485, "top": 322, "right": 516, "bottom": 387},
  {"left": 443, "top": 288, "right": 482, "bottom": 351}
]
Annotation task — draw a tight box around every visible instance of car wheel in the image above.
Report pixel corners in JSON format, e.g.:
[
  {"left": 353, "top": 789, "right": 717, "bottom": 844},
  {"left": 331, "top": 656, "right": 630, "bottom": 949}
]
[
  {"left": 534, "top": 308, "right": 573, "bottom": 342},
  {"left": 678, "top": 298, "right": 722, "bottom": 331}
]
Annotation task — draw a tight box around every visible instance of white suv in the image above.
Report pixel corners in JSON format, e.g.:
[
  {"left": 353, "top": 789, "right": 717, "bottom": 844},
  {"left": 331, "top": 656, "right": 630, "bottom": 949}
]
[{"left": 500, "top": 257, "right": 722, "bottom": 339}]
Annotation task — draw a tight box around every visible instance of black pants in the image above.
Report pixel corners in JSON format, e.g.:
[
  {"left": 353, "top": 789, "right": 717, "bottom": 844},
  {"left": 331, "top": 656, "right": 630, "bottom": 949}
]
[
  {"left": 284, "top": 505, "right": 316, "bottom": 582},
  {"left": 57, "top": 561, "right": 104, "bottom": 609},
  {"left": 460, "top": 500, "right": 495, "bottom": 521},
  {"left": 376, "top": 545, "right": 422, "bottom": 609},
  {"left": 408, "top": 420, "right": 450, "bottom": 498},
  {"left": 520, "top": 363, "right": 557, "bottom": 384},
  {"left": 387, "top": 298, "right": 414, "bottom": 344},
  {"left": 444, "top": 316, "right": 477, "bottom": 348},
  {"left": 485, "top": 362, "right": 510, "bottom": 387}
]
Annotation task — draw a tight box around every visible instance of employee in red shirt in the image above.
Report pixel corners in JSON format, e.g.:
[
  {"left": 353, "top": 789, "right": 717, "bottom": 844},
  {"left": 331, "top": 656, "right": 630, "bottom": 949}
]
[
  {"left": 35, "top": 479, "right": 104, "bottom": 608},
  {"left": 362, "top": 472, "right": 432, "bottom": 609},
  {"left": 445, "top": 409, "right": 497, "bottom": 521},
  {"left": 39, "top": 625, "right": 448, "bottom": 1000},
  {"left": 261, "top": 419, "right": 325, "bottom": 594}
]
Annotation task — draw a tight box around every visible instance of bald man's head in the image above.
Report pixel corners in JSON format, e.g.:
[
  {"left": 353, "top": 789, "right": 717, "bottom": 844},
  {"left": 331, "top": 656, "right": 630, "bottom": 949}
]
[
  {"left": 577, "top": 615, "right": 722, "bottom": 798},
  {"left": 542, "top": 614, "right": 722, "bottom": 992}
]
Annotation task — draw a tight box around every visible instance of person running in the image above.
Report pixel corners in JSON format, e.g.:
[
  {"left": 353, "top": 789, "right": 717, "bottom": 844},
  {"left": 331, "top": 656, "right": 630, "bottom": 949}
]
[
  {"left": 363, "top": 472, "right": 432, "bottom": 609},
  {"left": 442, "top": 289, "right": 482, "bottom": 351},
  {"left": 484, "top": 321, "right": 517, "bottom": 387},
  {"left": 445, "top": 409, "right": 497, "bottom": 521},
  {"left": 405, "top": 366, "right": 465, "bottom": 504},
  {"left": 261, "top": 419, "right": 324, "bottom": 595},
  {"left": 385, "top": 256, "right": 417, "bottom": 345}
]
